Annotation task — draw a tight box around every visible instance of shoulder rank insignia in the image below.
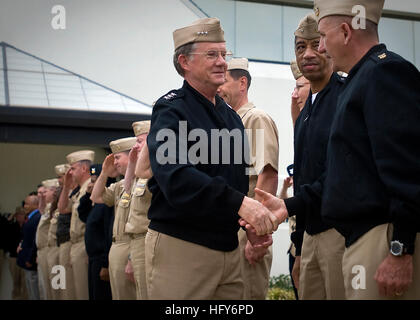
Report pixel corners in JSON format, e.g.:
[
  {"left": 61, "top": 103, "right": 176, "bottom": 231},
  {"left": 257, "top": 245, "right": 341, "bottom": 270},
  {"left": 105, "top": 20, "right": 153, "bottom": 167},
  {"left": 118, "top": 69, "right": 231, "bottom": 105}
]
[
  {"left": 164, "top": 92, "right": 177, "bottom": 100},
  {"left": 378, "top": 53, "right": 387, "bottom": 59}
]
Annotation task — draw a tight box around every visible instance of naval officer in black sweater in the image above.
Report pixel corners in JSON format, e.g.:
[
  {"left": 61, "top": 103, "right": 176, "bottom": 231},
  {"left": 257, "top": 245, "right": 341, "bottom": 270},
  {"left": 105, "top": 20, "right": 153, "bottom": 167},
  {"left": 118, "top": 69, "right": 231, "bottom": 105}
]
[
  {"left": 316, "top": 0, "right": 420, "bottom": 299},
  {"left": 144, "top": 17, "right": 281, "bottom": 300}
]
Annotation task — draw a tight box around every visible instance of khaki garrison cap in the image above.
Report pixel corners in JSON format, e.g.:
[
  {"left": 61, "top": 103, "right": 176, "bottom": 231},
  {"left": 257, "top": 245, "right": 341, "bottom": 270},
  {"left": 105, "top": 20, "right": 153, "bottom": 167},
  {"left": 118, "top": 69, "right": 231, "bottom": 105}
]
[
  {"left": 42, "top": 178, "right": 59, "bottom": 189},
  {"left": 227, "top": 58, "right": 249, "bottom": 71},
  {"left": 294, "top": 13, "right": 320, "bottom": 40},
  {"left": 290, "top": 61, "right": 303, "bottom": 80},
  {"left": 313, "top": 0, "right": 384, "bottom": 24},
  {"left": 55, "top": 164, "right": 69, "bottom": 176},
  {"left": 132, "top": 120, "right": 151, "bottom": 137},
  {"left": 66, "top": 150, "right": 95, "bottom": 165},
  {"left": 173, "top": 17, "right": 225, "bottom": 51},
  {"left": 109, "top": 137, "right": 136, "bottom": 154}
]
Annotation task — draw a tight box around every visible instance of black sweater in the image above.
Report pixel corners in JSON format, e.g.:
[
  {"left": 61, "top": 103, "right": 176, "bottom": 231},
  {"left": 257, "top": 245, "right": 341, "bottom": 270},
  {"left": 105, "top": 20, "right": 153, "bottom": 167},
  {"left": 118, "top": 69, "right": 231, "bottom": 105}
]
[
  {"left": 284, "top": 72, "right": 345, "bottom": 255},
  {"left": 322, "top": 44, "right": 420, "bottom": 253},
  {"left": 147, "top": 80, "right": 249, "bottom": 252},
  {"left": 78, "top": 193, "right": 113, "bottom": 267}
]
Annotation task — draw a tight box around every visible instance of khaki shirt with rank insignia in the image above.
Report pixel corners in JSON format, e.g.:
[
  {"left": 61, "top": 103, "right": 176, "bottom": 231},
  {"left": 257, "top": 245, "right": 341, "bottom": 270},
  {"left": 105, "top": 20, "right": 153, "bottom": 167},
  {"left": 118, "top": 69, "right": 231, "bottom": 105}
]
[
  {"left": 237, "top": 102, "right": 279, "bottom": 199},
  {"left": 125, "top": 178, "right": 152, "bottom": 235},
  {"left": 70, "top": 178, "right": 90, "bottom": 243},
  {"left": 36, "top": 203, "right": 52, "bottom": 250},
  {"left": 102, "top": 179, "right": 131, "bottom": 241}
]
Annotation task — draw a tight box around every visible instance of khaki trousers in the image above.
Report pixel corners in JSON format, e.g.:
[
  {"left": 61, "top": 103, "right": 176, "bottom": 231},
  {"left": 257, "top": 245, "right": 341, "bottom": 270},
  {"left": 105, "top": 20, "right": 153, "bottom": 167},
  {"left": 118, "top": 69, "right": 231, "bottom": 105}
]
[
  {"left": 8, "top": 256, "right": 28, "bottom": 300},
  {"left": 58, "top": 241, "right": 75, "bottom": 300},
  {"left": 299, "top": 228, "right": 346, "bottom": 300},
  {"left": 343, "top": 223, "right": 420, "bottom": 300},
  {"left": 129, "top": 235, "right": 147, "bottom": 300},
  {"left": 37, "top": 246, "right": 51, "bottom": 300},
  {"left": 145, "top": 229, "right": 243, "bottom": 300},
  {"left": 238, "top": 229, "right": 272, "bottom": 299},
  {"left": 70, "top": 240, "right": 89, "bottom": 300},
  {"left": 47, "top": 246, "right": 61, "bottom": 300},
  {"left": 108, "top": 240, "right": 137, "bottom": 300}
]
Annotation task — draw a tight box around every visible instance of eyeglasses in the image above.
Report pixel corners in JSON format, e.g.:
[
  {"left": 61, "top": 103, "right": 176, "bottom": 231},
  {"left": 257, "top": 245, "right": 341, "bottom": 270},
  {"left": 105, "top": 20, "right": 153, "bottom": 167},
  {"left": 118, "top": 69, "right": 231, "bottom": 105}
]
[{"left": 189, "top": 50, "right": 233, "bottom": 61}]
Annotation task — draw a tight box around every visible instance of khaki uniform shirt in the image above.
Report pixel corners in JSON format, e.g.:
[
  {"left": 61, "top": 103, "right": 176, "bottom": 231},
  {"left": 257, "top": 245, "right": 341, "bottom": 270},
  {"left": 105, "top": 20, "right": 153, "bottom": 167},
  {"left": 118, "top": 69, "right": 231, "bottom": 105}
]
[
  {"left": 70, "top": 178, "right": 90, "bottom": 243},
  {"left": 125, "top": 178, "right": 152, "bottom": 235},
  {"left": 102, "top": 179, "right": 131, "bottom": 241},
  {"left": 36, "top": 203, "right": 52, "bottom": 250},
  {"left": 237, "top": 102, "right": 279, "bottom": 198},
  {"left": 47, "top": 209, "right": 60, "bottom": 247}
]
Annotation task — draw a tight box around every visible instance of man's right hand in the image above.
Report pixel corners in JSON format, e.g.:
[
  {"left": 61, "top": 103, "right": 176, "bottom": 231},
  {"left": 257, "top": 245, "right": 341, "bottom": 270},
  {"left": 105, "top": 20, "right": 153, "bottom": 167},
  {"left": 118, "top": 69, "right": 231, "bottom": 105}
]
[
  {"left": 125, "top": 260, "right": 135, "bottom": 283},
  {"left": 99, "top": 268, "right": 110, "bottom": 282},
  {"left": 102, "top": 154, "right": 117, "bottom": 176},
  {"left": 238, "top": 196, "right": 279, "bottom": 235},
  {"left": 129, "top": 144, "right": 140, "bottom": 164},
  {"left": 63, "top": 170, "right": 73, "bottom": 189},
  {"left": 254, "top": 188, "right": 288, "bottom": 224}
]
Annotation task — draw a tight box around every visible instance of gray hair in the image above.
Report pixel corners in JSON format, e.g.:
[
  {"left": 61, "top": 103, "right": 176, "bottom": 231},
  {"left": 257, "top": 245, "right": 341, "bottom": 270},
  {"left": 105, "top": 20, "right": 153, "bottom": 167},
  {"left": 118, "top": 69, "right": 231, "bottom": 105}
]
[{"left": 173, "top": 42, "right": 197, "bottom": 77}]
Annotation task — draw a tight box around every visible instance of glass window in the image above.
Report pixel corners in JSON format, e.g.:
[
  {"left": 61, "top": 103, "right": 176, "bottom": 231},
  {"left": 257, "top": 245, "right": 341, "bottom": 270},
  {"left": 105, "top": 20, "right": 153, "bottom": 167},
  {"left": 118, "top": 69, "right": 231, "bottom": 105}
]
[
  {"left": 235, "top": 1, "right": 283, "bottom": 61},
  {"left": 282, "top": 6, "right": 313, "bottom": 63},
  {"left": 190, "top": 0, "right": 236, "bottom": 52},
  {"left": 44, "top": 71, "right": 87, "bottom": 109},
  {"left": 122, "top": 96, "right": 152, "bottom": 114},
  {"left": 6, "top": 47, "right": 43, "bottom": 73},
  {"left": 379, "top": 17, "right": 415, "bottom": 64},
  {"left": 82, "top": 79, "right": 128, "bottom": 112},
  {"left": 8, "top": 70, "right": 48, "bottom": 107}
]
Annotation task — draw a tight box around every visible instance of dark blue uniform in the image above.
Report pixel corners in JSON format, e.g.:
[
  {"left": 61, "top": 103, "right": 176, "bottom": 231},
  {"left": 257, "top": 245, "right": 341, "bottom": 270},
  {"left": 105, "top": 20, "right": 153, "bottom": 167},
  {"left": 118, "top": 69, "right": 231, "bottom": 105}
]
[
  {"left": 322, "top": 44, "right": 420, "bottom": 253},
  {"left": 17, "top": 210, "right": 40, "bottom": 270},
  {"left": 78, "top": 192, "right": 113, "bottom": 300},
  {"left": 147, "top": 80, "right": 249, "bottom": 252},
  {"left": 285, "top": 72, "right": 345, "bottom": 255}
]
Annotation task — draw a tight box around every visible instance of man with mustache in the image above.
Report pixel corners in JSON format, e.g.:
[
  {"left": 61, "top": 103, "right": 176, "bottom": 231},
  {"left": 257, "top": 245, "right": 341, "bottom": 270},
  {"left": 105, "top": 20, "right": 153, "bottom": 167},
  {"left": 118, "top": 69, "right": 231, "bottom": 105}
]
[{"left": 256, "top": 13, "right": 346, "bottom": 299}]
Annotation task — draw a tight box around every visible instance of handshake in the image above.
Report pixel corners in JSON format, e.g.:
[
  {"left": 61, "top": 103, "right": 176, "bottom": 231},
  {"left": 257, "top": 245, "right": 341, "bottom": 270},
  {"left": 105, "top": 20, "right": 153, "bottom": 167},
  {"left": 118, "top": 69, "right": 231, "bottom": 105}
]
[{"left": 238, "top": 188, "right": 289, "bottom": 250}]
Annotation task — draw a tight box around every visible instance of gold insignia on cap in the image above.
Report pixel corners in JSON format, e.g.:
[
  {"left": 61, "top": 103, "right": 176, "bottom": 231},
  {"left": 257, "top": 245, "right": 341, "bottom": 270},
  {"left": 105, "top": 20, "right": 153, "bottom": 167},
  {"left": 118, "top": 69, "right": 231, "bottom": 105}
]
[
  {"left": 378, "top": 53, "right": 387, "bottom": 59},
  {"left": 173, "top": 17, "right": 225, "bottom": 50},
  {"left": 294, "top": 13, "right": 320, "bottom": 40},
  {"left": 314, "top": 6, "right": 319, "bottom": 17}
]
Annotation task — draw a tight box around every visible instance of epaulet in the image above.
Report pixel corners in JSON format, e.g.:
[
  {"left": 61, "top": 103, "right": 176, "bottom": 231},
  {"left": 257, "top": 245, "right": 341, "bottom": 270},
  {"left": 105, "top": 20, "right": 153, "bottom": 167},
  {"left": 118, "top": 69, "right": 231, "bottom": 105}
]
[{"left": 156, "top": 89, "right": 184, "bottom": 105}]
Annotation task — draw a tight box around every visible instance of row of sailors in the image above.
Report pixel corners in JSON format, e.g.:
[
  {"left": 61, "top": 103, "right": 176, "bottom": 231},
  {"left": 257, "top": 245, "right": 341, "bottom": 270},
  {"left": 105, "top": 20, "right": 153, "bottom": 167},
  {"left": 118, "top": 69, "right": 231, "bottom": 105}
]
[{"left": 35, "top": 120, "right": 152, "bottom": 300}]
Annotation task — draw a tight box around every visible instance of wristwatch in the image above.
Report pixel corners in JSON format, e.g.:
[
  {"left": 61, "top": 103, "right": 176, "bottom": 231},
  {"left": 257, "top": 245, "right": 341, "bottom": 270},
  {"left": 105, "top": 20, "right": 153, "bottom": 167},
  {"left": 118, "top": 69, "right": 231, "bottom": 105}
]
[{"left": 390, "top": 240, "right": 404, "bottom": 256}]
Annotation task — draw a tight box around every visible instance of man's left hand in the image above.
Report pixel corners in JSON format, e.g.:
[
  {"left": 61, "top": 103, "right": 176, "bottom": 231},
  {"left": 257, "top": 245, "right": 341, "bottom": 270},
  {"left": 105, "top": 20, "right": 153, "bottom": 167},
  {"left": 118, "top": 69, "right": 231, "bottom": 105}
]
[
  {"left": 245, "top": 240, "right": 268, "bottom": 265},
  {"left": 374, "top": 253, "right": 413, "bottom": 297},
  {"left": 245, "top": 227, "right": 273, "bottom": 248}
]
